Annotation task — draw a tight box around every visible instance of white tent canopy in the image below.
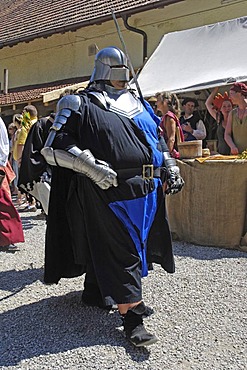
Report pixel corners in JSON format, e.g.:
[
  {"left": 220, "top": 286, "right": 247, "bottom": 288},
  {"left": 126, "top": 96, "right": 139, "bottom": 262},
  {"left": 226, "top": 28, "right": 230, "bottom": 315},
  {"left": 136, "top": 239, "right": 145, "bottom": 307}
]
[{"left": 136, "top": 16, "right": 247, "bottom": 96}]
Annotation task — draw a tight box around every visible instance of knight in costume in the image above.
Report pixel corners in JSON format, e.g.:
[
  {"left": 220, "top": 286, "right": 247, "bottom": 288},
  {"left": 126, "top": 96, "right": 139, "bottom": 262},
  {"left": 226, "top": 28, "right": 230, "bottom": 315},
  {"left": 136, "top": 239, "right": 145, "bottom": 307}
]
[{"left": 41, "top": 46, "right": 184, "bottom": 347}]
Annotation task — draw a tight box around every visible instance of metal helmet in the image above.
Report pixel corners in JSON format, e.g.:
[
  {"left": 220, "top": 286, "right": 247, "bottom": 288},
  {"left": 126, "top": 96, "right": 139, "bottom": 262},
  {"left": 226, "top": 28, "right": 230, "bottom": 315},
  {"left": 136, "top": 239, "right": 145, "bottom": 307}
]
[{"left": 90, "top": 46, "right": 129, "bottom": 83}]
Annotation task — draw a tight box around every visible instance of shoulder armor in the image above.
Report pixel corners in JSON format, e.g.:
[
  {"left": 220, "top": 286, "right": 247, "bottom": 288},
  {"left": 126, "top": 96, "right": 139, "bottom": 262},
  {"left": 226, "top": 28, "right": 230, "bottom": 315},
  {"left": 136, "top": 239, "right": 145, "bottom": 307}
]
[
  {"left": 43, "top": 95, "right": 82, "bottom": 147},
  {"left": 87, "top": 91, "right": 108, "bottom": 110},
  {"left": 57, "top": 94, "right": 81, "bottom": 112},
  {"left": 88, "top": 90, "right": 143, "bottom": 119},
  {"left": 52, "top": 94, "right": 82, "bottom": 130}
]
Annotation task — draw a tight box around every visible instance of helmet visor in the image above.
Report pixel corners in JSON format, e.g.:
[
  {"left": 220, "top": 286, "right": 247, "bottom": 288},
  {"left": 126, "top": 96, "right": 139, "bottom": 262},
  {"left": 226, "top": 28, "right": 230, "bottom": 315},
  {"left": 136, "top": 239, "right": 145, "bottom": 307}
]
[{"left": 110, "top": 67, "right": 129, "bottom": 81}]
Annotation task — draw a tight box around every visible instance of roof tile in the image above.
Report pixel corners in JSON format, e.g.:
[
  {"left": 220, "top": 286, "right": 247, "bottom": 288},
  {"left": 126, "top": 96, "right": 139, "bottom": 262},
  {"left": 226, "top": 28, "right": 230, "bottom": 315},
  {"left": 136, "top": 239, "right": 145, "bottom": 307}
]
[
  {"left": 0, "top": 77, "right": 89, "bottom": 105},
  {"left": 0, "top": 1, "right": 181, "bottom": 48}
]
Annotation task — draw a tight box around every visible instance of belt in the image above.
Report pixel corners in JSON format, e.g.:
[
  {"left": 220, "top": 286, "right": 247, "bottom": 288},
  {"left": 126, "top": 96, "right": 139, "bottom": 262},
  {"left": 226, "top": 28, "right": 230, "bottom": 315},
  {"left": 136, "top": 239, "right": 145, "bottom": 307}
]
[{"left": 116, "top": 164, "right": 160, "bottom": 180}]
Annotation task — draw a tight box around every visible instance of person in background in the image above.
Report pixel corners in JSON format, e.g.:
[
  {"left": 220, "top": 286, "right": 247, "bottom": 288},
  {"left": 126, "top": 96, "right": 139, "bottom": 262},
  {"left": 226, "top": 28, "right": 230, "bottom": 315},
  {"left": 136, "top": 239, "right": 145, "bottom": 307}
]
[
  {"left": 41, "top": 46, "right": 184, "bottom": 347},
  {"left": 16, "top": 106, "right": 39, "bottom": 167},
  {"left": 11, "top": 114, "right": 26, "bottom": 206},
  {"left": 225, "top": 82, "right": 247, "bottom": 155},
  {"left": 155, "top": 92, "right": 184, "bottom": 158},
  {"left": 146, "top": 96, "right": 161, "bottom": 116},
  {"left": 17, "top": 105, "right": 38, "bottom": 211},
  {"left": 18, "top": 113, "right": 55, "bottom": 216},
  {"left": 18, "top": 90, "right": 76, "bottom": 215},
  {"left": 205, "top": 87, "right": 232, "bottom": 155},
  {"left": 179, "top": 98, "right": 207, "bottom": 145},
  {"left": 0, "top": 117, "right": 24, "bottom": 251},
  {"left": 7, "top": 123, "right": 18, "bottom": 195},
  {"left": 8, "top": 122, "right": 16, "bottom": 159}
]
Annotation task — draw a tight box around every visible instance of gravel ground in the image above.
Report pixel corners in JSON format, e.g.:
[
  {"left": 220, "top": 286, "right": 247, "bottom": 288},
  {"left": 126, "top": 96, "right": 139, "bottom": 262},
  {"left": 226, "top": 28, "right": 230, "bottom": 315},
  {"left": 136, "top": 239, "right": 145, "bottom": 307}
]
[{"left": 0, "top": 208, "right": 247, "bottom": 370}]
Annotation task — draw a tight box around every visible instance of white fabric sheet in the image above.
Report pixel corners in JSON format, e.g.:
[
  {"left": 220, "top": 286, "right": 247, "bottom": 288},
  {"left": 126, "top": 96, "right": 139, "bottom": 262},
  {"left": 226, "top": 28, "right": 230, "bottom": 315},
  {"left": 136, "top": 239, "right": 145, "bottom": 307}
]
[{"left": 135, "top": 16, "right": 247, "bottom": 96}]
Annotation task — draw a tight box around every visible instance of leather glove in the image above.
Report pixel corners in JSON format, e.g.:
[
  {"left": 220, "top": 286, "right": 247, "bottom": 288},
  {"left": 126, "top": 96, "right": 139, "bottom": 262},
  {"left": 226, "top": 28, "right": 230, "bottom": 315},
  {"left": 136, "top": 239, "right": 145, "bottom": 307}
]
[{"left": 165, "top": 165, "right": 184, "bottom": 195}]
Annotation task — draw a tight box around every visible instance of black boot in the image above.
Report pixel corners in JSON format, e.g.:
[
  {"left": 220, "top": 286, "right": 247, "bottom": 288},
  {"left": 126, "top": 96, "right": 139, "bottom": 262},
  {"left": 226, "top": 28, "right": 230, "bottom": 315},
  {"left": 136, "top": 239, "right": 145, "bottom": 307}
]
[{"left": 122, "top": 302, "right": 158, "bottom": 347}]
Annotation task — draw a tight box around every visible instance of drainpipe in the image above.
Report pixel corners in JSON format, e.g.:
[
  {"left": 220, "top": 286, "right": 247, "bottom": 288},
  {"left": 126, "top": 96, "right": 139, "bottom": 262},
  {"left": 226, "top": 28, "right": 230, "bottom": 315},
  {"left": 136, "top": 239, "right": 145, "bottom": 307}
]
[
  {"left": 3, "top": 69, "right": 8, "bottom": 94},
  {"left": 122, "top": 14, "right": 147, "bottom": 64}
]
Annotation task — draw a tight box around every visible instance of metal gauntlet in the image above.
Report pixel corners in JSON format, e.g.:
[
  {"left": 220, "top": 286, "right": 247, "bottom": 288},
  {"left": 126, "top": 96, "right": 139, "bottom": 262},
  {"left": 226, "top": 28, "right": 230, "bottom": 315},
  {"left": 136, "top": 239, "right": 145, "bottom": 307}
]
[
  {"left": 41, "top": 147, "right": 118, "bottom": 190},
  {"left": 163, "top": 152, "right": 184, "bottom": 195}
]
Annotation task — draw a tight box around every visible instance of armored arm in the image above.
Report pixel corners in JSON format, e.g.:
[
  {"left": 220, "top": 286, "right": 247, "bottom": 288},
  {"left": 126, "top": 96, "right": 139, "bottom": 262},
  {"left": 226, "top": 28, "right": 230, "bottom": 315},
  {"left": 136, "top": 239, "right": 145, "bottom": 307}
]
[
  {"left": 43, "top": 94, "right": 81, "bottom": 148},
  {"left": 41, "top": 147, "right": 117, "bottom": 190},
  {"left": 157, "top": 132, "right": 184, "bottom": 194},
  {"left": 41, "top": 94, "right": 118, "bottom": 190},
  {"left": 163, "top": 151, "right": 184, "bottom": 195}
]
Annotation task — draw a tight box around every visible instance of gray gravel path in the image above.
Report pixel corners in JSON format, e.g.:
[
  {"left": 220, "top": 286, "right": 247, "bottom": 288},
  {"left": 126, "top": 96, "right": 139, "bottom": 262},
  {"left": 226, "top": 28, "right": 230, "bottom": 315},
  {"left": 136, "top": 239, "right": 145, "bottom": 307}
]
[{"left": 0, "top": 208, "right": 246, "bottom": 370}]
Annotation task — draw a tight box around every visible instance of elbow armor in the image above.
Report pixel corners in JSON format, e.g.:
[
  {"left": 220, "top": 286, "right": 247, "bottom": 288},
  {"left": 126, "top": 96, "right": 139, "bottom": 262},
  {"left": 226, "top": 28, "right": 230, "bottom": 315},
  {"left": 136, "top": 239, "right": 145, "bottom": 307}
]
[{"left": 44, "top": 95, "right": 81, "bottom": 147}]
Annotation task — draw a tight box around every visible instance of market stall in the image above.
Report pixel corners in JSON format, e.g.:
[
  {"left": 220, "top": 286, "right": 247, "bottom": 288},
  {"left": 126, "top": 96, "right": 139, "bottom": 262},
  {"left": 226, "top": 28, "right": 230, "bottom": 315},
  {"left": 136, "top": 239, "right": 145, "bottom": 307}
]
[
  {"left": 166, "top": 158, "right": 247, "bottom": 250},
  {"left": 133, "top": 16, "right": 247, "bottom": 250}
]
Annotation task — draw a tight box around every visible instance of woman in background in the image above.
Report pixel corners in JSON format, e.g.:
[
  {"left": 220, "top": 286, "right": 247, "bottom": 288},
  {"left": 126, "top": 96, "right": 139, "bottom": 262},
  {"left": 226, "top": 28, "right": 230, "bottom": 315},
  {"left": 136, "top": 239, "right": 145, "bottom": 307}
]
[
  {"left": 225, "top": 82, "right": 247, "bottom": 155},
  {"left": 155, "top": 92, "right": 184, "bottom": 158},
  {"left": 0, "top": 117, "right": 24, "bottom": 251},
  {"left": 7, "top": 122, "right": 18, "bottom": 195},
  {"left": 205, "top": 87, "right": 232, "bottom": 154}
]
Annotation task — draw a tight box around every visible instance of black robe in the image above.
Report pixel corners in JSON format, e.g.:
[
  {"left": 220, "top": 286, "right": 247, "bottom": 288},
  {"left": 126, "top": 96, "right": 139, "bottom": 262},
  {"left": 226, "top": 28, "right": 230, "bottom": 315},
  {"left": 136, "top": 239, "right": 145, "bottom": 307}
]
[
  {"left": 44, "top": 92, "right": 174, "bottom": 305},
  {"left": 18, "top": 115, "right": 54, "bottom": 191}
]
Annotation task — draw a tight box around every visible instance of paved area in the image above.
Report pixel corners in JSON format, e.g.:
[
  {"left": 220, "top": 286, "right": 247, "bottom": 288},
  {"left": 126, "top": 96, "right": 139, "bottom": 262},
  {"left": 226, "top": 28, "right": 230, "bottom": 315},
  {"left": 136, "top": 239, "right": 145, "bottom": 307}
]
[{"left": 0, "top": 207, "right": 246, "bottom": 370}]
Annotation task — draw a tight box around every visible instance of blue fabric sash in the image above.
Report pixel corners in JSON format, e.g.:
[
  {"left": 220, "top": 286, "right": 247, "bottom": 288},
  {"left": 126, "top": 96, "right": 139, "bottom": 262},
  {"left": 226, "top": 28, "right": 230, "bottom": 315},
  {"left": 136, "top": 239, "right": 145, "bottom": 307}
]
[{"left": 109, "top": 178, "right": 160, "bottom": 277}]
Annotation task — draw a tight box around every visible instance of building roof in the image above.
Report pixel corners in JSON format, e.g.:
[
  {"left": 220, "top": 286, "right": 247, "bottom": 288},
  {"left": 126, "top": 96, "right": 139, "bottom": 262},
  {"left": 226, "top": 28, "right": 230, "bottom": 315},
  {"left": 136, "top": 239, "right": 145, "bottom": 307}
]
[
  {"left": 0, "top": 77, "right": 90, "bottom": 106},
  {"left": 0, "top": 0, "right": 183, "bottom": 49}
]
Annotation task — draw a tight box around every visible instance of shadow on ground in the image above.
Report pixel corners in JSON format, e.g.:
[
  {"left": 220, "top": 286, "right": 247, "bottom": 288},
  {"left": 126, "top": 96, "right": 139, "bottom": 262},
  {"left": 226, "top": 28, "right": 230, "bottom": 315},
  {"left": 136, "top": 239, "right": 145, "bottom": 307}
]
[
  {"left": 0, "top": 290, "right": 150, "bottom": 366},
  {"left": 19, "top": 214, "right": 41, "bottom": 230},
  {"left": 0, "top": 267, "right": 43, "bottom": 297}
]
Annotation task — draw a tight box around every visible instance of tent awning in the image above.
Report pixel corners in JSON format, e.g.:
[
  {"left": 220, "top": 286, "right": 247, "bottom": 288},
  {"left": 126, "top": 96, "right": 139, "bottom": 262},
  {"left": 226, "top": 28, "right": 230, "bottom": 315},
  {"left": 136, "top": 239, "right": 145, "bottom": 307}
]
[{"left": 135, "top": 16, "right": 247, "bottom": 96}]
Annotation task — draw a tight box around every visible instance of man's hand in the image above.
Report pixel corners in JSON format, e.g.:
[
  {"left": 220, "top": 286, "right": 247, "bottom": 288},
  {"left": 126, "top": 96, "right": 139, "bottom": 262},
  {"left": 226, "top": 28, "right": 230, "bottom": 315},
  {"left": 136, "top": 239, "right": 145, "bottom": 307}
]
[
  {"left": 42, "top": 148, "right": 118, "bottom": 190},
  {"left": 163, "top": 152, "right": 184, "bottom": 195},
  {"left": 165, "top": 165, "right": 184, "bottom": 195},
  {"left": 93, "top": 160, "right": 118, "bottom": 190},
  {"left": 181, "top": 123, "right": 193, "bottom": 134}
]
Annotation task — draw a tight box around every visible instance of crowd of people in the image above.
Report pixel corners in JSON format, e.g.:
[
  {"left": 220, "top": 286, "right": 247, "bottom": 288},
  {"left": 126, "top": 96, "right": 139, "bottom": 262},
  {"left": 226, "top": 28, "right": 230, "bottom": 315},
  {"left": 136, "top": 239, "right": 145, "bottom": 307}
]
[
  {"left": 0, "top": 104, "right": 53, "bottom": 251},
  {"left": 148, "top": 82, "right": 247, "bottom": 157},
  {"left": 0, "top": 45, "right": 247, "bottom": 347}
]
